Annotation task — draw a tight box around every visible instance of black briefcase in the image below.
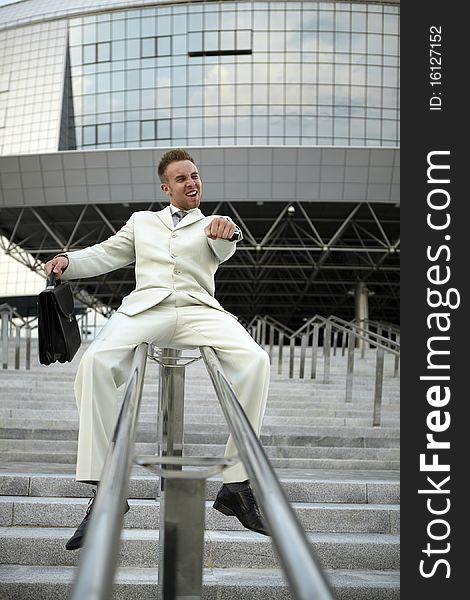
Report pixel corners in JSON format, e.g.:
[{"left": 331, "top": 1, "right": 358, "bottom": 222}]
[{"left": 38, "top": 273, "right": 81, "bottom": 365}]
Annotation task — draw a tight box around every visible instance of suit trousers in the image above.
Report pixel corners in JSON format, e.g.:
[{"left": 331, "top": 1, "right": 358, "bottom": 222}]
[{"left": 74, "top": 292, "right": 270, "bottom": 484}]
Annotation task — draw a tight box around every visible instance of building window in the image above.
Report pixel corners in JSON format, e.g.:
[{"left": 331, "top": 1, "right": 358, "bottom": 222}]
[
  {"left": 188, "top": 30, "right": 252, "bottom": 57},
  {"left": 141, "top": 36, "right": 172, "bottom": 58},
  {"left": 83, "top": 42, "right": 111, "bottom": 64},
  {"left": 140, "top": 119, "right": 172, "bottom": 141},
  {"left": 82, "top": 123, "right": 112, "bottom": 145}
]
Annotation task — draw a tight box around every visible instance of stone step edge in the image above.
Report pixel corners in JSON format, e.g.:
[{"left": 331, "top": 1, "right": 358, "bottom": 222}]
[
  {"left": 0, "top": 564, "right": 400, "bottom": 591},
  {"left": 0, "top": 495, "right": 400, "bottom": 510},
  {"left": 0, "top": 497, "right": 400, "bottom": 533},
  {"left": 1, "top": 525, "right": 400, "bottom": 545},
  {"left": 0, "top": 469, "right": 400, "bottom": 482}
]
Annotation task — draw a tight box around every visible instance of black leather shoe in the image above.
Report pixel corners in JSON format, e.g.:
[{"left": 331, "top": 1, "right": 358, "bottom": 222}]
[
  {"left": 213, "top": 480, "right": 269, "bottom": 536},
  {"left": 65, "top": 490, "right": 130, "bottom": 550}
]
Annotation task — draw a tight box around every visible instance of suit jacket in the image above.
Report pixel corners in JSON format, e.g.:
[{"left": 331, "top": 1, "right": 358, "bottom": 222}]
[{"left": 61, "top": 206, "right": 242, "bottom": 316}]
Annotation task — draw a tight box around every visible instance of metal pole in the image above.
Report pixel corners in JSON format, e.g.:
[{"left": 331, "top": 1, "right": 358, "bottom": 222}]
[
  {"left": 345, "top": 332, "right": 355, "bottom": 403},
  {"left": 373, "top": 347, "right": 385, "bottom": 427},
  {"left": 14, "top": 325, "right": 21, "bottom": 370},
  {"left": 157, "top": 348, "right": 205, "bottom": 599},
  {"left": 394, "top": 334, "right": 400, "bottom": 377},
  {"left": 260, "top": 319, "right": 266, "bottom": 349},
  {"left": 157, "top": 349, "right": 185, "bottom": 467},
  {"left": 278, "top": 332, "right": 284, "bottom": 375},
  {"left": 341, "top": 330, "right": 347, "bottom": 357},
  {"left": 289, "top": 337, "right": 295, "bottom": 379},
  {"left": 360, "top": 320, "right": 366, "bottom": 359},
  {"left": 299, "top": 334, "right": 307, "bottom": 379},
  {"left": 256, "top": 324, "right": 260, "bottom": 343},
  {"left": 268, "top": 325, "right": 274, "bottom": 363},
  {"left": 332, "top": 331, "right": 338, "bottom": 356},
  {"left": 1, "top": 311, "right": 9, "bottom": 369},
  {"left": 310, "top": 324, "right": 319, "bottom": 379},
  {"left": 84, "top": 310, "right": 89, "bottom": 342},
  {"left": 323, "top": 323, "right": 331, "bottom": 384},
  {"left": 25, "top": 326, "right": 31, "bottom": 370}
]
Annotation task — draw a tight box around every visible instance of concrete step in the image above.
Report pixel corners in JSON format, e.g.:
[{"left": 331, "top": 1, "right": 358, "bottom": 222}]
[
  {"left": 0, "top": 449, "right": 399, "bottom": 471},
  {"left": 0, "top": 342, "right": 400, "bottom": 597},
  {"left": 0, "top": 422, "right": 400, "bottom": 442},
  {"left": 0, "top": 456, "right": 400, "bottom": 471},
  {"left": 0, "top": 440, "right": 400, "bottom": 460},
  {"left": 0, "top": 468, "right": 400, "bottom": 505},
  {"left": 0, "top": 526, "right": 400, "bottom": 570},
  {"left": 0, "top": 414, "right": 399, "bottom": 429},
  {"left": 0, "top": 565, "right": 400, "bottom": 599},
  {"left": 0, "top": 496, "right": 399, "bottom": 534},
  {"left": 0, "top": 403, "right": 400, "bottom": 417}
]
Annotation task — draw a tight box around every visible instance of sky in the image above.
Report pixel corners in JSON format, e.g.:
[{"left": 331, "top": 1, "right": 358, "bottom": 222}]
[{"left": 0, "top": 0, "right": 23, "bottom": 7}]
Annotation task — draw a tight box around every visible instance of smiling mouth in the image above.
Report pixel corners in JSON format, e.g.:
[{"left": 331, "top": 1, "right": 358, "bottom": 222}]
[{"left": 186, "top": 190, "right": 198, "bottom": 197}]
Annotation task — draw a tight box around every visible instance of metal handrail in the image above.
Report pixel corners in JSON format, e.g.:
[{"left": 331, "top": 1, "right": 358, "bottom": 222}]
[
  {"left": 327, "top": 315, "right": 400, "bottom": 354},
  {"left": 0, "top": 302, "right": 30, "bottom": 325},
  {"left": 1, "top": 302, "right": 35, "bottom": 370},
  {"left": 255, "top": 313, "right": 399, "bottom": 357},
  {"left": 200, "top": 346, "right": 335, "bottom": 600},
  {"left": 71, "top": 343, "right": 148, "bottom": 600},
  {"left": 293, "top": 314, "right": 400, "bottom": 354},
  {"left": 355, "top": 318, "right": 400, "bottom": 335}
]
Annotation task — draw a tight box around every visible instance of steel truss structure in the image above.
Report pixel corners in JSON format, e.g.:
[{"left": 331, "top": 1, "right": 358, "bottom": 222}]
[{"left": 0, "top": 199, "right": 399, "bottom": 329}]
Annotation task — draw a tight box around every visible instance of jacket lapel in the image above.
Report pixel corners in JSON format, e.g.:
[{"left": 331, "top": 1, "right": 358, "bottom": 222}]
[
  {"left": 155, "top": 205, "right": 174, "bottom": 230},
  {"left": 155, "top": 206, "right": 204, "bottom": 231},
  {"left": 176, "top": 208, "right": 204, "bottom": 229}
]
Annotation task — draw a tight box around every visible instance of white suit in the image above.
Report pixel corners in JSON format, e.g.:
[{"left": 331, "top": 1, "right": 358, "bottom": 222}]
[{"left": 62, "top": 205, "right": 270, "bottom": 484}]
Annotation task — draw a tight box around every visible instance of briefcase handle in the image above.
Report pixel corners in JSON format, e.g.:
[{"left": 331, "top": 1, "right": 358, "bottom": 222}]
[{"left": 46, "top": 272, "right": 58, "bottom": 288}]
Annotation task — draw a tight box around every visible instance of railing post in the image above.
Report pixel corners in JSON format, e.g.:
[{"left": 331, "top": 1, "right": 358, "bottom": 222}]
[
  {"left": 25, "top": 326, "right": 31, "bottom": 370},
  {"left": 157, "top": 348, "right": 205, "bottom": 599},
  {"left": 394, "top": 333, "right": 400, "bottom": 377},
  {"left": 310, "top": 324, "right": 319, "bottom": 379},
  {"left": 14, "top": 325, "right": 21, "bottom": 370},
  {"left": 299, "top": 333, "right": 307, "bottom": 379},
  {"left": 341, "top": 330, "right": 347, "bottom": 357},
  {"left": 1, "top": 310, "right": 9, "bottom": 369},
  {"left": 260, "top": 319, "right": 266, "bottom": 348},
  {"left": 345, "top": 332, "right": 355, "bottom": 403},
  {"left": 255, "top": 319, "right": 261, "bottom": 346},
  {"left": 158, "top": 348, "right": 185, "bottom": 466},
  {"left": 373, "top": 346, "right": 385, "bottom": 427},
  {"left": 289, "top": 336, "right": 295, "bottom": 379},
  {"left": 359, "top": 318, "right": 366, "bottom": 358},
  {"left": 83, "top": 310, "right": 89, "bottom": 342},
  {"left": 268, "top": 324, "right": 274, "bottom": 363},
  {"left": 323, "top": 322, "right": 331, "bottom": 384},
  {"left": 278, "top": 331, "right": 284, "bottom": 375},
  {"left": 332, "top": 330, "right": 338, "bottom": 356}
]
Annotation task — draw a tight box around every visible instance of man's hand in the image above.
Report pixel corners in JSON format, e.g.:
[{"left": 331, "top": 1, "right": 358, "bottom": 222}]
[
  {"left": 44, "top": 255, "right": 69, "bottom": 278},
  {"left": 204, "top": 217, "right": 236, "bottom": 240}
]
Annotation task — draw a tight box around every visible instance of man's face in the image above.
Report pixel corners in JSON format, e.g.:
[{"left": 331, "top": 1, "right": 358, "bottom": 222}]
[{"left": 161, "top": 160, "right": 202, "bottom": 211}]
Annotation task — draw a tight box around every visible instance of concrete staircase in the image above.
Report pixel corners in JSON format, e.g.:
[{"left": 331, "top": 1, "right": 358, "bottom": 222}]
[{"left": 0, "top": 341, "right": 400, "bottom": 599}]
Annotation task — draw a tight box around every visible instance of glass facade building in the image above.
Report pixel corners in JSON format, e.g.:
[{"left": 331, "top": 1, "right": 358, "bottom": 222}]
[
  {"left": 0, "top": 0, "right": 399, "bottom": 155},
  {"left": 69, "top": 2, "right": 399, "bottom": 149},
  {"left": 0, "top": 0, "right": 400, "bottom": 325}
]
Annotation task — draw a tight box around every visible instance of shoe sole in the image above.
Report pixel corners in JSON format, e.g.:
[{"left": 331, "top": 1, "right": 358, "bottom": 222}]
[
  {"left": 213, "top": 499, "right": 236, "bottom": 517},
  {"left": 213, "top": 499, "right": 270, "bottom": 537}
]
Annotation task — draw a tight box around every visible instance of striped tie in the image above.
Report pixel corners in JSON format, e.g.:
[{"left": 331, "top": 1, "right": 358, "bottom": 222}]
[{"left": 172, "top": 210, "right": 186, "bottom": 226}]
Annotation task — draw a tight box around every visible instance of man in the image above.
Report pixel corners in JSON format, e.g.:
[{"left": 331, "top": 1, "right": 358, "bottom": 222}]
[{"left": 44, "top": 149, "right": 270, "bottom": 550}]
